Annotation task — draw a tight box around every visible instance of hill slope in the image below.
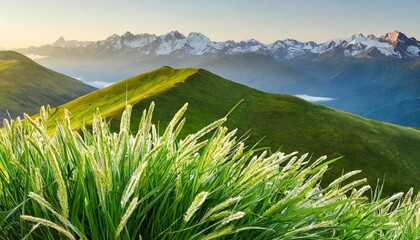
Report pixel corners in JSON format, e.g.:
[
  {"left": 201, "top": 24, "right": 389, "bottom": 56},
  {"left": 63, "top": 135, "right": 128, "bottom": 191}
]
[
  {"left": 0, "top": 51, "right": 96, "bottom": 121},
  {"left": 48, "top": 67, "right": 420, "bottom": 195}
]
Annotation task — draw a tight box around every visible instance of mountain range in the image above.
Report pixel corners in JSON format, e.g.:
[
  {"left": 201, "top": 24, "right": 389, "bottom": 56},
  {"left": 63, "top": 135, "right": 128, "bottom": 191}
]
[
  {"left": 22, "top": 30, "right": 420, "bottom": 59},
  {"left": 44, "top": 66, "right": 420, "bottom": 195},
  {"left": 0, "top": 51, "right": 96, "bottom": 122},
  {"left": 16, "top": 30, "right": 420, "bottom": 127}
]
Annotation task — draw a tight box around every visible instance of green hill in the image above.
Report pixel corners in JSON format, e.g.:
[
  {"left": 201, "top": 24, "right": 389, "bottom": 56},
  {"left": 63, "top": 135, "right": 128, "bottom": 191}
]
[
  {"left": 48, "top": 67, "right": 420, "bottom": 195},
  {"left": 0, "top": 51, "right": 96, "bottom": 122}
]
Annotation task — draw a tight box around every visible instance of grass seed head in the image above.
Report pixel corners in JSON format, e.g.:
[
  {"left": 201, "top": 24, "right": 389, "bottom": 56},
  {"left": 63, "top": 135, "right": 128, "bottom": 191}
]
[
  {"left": 221, "top": 211, "right": 245, "bottom": 225},
  {"left": 184, "top": 192, "right": 209, "bottom": 222}
]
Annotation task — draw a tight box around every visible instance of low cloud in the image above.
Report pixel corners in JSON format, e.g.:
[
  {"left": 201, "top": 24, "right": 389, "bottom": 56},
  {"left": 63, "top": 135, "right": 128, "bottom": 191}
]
[
  {"left": 25, "top": 54, "right": 49, "bottom": 60},
  {"left": 295, "top": 94, "right": 335, "bottom": 102},
  {"left": 86, "top": 81, "right": 115, "bottom": 89}
]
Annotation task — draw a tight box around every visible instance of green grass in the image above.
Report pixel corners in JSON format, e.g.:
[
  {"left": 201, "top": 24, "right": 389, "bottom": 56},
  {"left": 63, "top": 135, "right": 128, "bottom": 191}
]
[
  {"left": 1, "top": 104, "right": 419, "bottom": 239},
  {"left": 46, "top": 67, "right": 197, "bottom": 128},
  {"left": 46, "top": 66, "right": 420, "bottom": 195},
  {"left": 0, "top": 51, "right": 95, "bottom": 121}
]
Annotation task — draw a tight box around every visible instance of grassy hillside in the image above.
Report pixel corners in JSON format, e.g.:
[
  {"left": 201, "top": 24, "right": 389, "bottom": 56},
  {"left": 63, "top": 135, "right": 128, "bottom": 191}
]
[
  {"left": 48, "top": 67, "right": 420, "bottom": 195},
  {"left": 0, "top": 51, "right": 96, "bottom": 121}
]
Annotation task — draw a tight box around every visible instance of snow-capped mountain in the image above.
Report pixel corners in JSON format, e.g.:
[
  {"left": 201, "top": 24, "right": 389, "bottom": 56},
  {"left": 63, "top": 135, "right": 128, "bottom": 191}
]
[
  {"left": 380, "top": 31, "right": 420, "bottom": 57},
  {"left": 343, "top": 33, "right": 398, "bottom": 57},
  {"left": 38, "top": 30, "right": 420, "bottom": 60}
]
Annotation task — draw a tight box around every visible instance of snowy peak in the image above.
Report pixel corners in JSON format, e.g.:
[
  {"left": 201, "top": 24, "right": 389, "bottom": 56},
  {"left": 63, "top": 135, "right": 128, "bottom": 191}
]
[
  {"left": 349, "top": 33, "right": 366, "bottom": 43},
  {"left": 187, "top": 32, "right": 211, "bottom": 43},
  {"left": 106, "top": 34, "right": 120, "bottom": 41},
  {"left": 230, "top": 39, "right": 265, "bottom": 53},
  {"left": 121, "top": 32, "right": 158, "bottom": 49},
  {"left": 185, "top": 32, "right": 220, "bottom": 55},
  {"left": 343, "top": 33, "right": 397, "bottom": 57},
  {"left": 242, "top": 39, "right": 261, "bottom": 45},
  {"left": 52, "top": 36, "right": 92, "bottom": 48},
  {"left": 381, "top": 31, "right": 406, "bottom": 47},
  {"left": 379, "top": 31, "right": 420, "bottom": 57},
  {"left": 53, "top": 36, "right": 66, "bottom": 46},
  {"left": 351, "top": 33, "right": 365, "bottom": 39},
  {"left": 122, "top": 31, "right": 134, "bottom": 38},
  {"left": 160, "top": 31, "right": 186, "bottom": 41}
]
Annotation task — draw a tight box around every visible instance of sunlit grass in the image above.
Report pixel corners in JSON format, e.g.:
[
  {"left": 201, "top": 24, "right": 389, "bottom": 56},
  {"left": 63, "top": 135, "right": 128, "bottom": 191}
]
[{"left": 0, "top": 103, "right": 419, "bottom": 239}]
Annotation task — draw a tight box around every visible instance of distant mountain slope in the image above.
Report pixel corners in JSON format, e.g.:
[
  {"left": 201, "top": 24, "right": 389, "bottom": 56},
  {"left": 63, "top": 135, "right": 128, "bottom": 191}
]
[
  {"left": 47, "top": 67, "right": 420, "bottom": 195},
  {"left": 188, "top": 53, "right": 319, "bottom": 93},
  {"left": 288, "top": 52, "right": 420, "bottom": 124},
  {"left": 0, "top": 51, "right": 96, "bottom": 121}
]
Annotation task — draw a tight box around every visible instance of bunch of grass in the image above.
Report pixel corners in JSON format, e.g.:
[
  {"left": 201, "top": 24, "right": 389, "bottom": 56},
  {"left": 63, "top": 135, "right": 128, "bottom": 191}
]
[{"left": 0, "top": 103, "right": 418, "bottom": 239}]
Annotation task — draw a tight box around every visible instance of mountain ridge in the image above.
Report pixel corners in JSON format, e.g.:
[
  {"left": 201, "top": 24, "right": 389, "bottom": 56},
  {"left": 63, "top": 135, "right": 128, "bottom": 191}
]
[
  {"left": 44, "top": 67, "right": 420, "bottom": 195},
  {"left": 21, "top": 30, "right": 420, "bottom": 60}
]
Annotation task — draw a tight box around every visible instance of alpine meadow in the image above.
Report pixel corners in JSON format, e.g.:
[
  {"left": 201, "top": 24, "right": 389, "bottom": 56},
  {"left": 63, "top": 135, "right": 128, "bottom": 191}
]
[{"left": 1, "top": 1, "right": 420, "bottom": 239}]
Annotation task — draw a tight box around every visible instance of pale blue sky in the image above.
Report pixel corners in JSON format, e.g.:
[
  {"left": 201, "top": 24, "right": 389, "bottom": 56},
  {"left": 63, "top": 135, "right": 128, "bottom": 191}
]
[{"left": 1, "top": 0, "right": 419, "bottom": 48}]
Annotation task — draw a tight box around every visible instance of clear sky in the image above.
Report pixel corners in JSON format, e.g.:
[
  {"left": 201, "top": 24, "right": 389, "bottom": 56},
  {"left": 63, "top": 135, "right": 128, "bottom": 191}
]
[{"left": 1, "top": 0, "right": 419, "bottom": 49}]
